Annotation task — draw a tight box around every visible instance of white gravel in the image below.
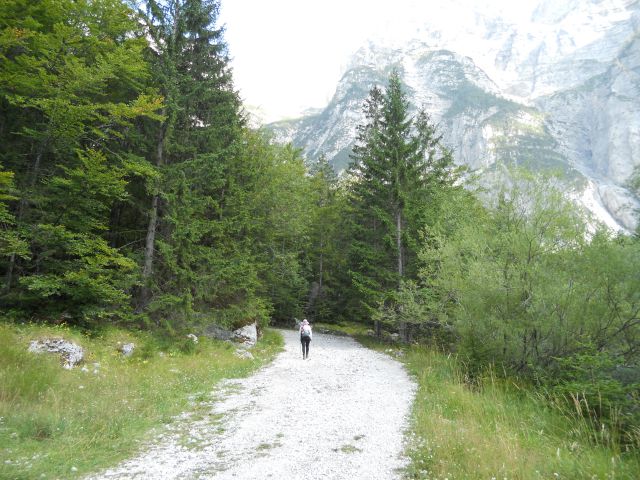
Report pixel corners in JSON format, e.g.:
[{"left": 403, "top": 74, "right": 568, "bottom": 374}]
[{"left": 87, "top": 329, "right": 416, "bottom": 480}]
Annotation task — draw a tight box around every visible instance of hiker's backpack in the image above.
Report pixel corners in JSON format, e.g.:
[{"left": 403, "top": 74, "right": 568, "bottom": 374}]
[{"left": 301, "top": 324, "right": 312, "bottom": 338}]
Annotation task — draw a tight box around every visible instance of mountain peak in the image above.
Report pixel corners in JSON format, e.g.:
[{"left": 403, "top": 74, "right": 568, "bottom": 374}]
[{"left": 269, "top": 1, "right": 640, "bottom": 232}]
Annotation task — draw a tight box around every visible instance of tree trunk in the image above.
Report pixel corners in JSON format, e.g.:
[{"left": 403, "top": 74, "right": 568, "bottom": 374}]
[
  {"left": 138, "top": 114, "right": 166, "bottom": 310},
  {"left": 396, "top": 210, "right": 403, "bottom": 280},
  {"left": 318, "top": 236, "right": 324, "bottom": 294},
  {"left": 142, "top": 193, "right": 160, "bottom": 279},
  {"left": 396, "top": 209, "right": 409, "bottom": 342},
  {"left": 5, "top": 144, "right": 46, "bottom": 291}
]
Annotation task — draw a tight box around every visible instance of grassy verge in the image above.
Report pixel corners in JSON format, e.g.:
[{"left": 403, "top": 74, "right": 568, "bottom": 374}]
[
  {"left": 313, "top": 320, "right": 371, "bottom": 337},
  {"left": 356, "top": 337, "right": 640, "bottom": 479},
  {"left": 0, "top": 322, "right": 283, "bottom": 480}
]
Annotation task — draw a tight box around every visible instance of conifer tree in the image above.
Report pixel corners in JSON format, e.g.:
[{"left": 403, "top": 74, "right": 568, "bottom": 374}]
[
  {"left": 307, "top": 155, "right": 346, "bottom": 321},
  {"left": 135, "top": 0, "right": 243, "bottom": 319},
  {"left": 346, "top": 71, "right": 459, "bottom": 327}
]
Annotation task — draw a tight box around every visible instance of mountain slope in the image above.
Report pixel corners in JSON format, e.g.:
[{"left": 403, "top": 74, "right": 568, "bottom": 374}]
[{"left": 269, "top": 0, "right": 640, "bottom": 231}]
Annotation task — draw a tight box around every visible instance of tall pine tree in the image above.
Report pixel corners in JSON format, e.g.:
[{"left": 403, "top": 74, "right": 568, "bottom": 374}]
[
  {"left": 135, "top": 0, "right": 243, "bottom": 322},
  {"left": 346, "top": 70, "right": 459, "bottom": 329}
]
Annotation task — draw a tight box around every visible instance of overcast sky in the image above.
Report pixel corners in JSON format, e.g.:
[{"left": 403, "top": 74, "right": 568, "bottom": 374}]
[{"left": 219, "top": 0, "right": 541, "bottom": 123}]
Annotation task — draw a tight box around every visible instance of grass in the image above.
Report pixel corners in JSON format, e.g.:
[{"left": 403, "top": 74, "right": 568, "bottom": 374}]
[
  {"left": 355, "top": 337, "right": 640, "bottom": 479},
  {"left": 0, "top": 322, "right": 283, "bottom": 480},
  {"left": 313, "top": 320, "right": 371, "bottom": 337},
  {"left": 335, "top": 444, "right": 361, "bottom": 454}
]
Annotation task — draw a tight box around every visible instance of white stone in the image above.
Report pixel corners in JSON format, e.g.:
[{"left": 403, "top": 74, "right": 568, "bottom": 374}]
[
  {"left": 186, "top": 333, "right": 198, "bottom": 344},
  {"left": 28, "top": 338, "right": 84, "bottom": 369},
  {"left": 233, "top": 323, "right": 258, "bottom": 347},
  {"left": 120, "top": 343, "right": 135, "bottom": 357}
]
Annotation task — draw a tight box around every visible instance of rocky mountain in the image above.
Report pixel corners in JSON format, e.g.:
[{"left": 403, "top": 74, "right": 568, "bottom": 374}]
[{"left": 269, "top": 0, "right": 640, "bottom": 232}]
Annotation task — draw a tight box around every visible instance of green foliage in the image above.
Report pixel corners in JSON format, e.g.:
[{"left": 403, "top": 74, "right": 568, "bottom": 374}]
[
  {"left": 373, "top": 280, "right": 430, "bottom": 327},
  {"left": 0, "top": 0, "right": 319, "bottom": 332},
  {"left": 0, "top": 0, "right": 161, "bottom": 323},
  {"left": 549, "top": 349, "right": 639, "bottom": 430},
  {"left": 10, "top": 149, "right": 138, "bottom": 324},
  {"left": 228, "top": 135, "right": 314, "bottom": 324},
  {"left": 305, "top": 155, "right": 350, "bottom": 322},
  {"left": 390, "top": 170, "right": 640, "bottom": 434},
  {"left": 346, "top": 70, "right": 462, "bottom": 323},
  {"left": 0, "top": 167, "right": 28, "bottom": 261},
  {"left": 20, "top": 224, "right": 136, "bottom": 323}
]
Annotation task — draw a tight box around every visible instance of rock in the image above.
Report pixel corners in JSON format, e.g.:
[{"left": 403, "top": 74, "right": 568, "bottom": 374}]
[
  {"left": 203, "top": 324, "right": 234, "bottom": 342},
  {"left": 234, "top": 349, "right": 254, "bottom": 360},
  {"left": 120, "top": 343, "right": 135, "bottom": 357},
  {"left": 186, "top": 333, "right": 198, "bottom": 344},
  {"left": 203, "top": 322, "right": 259, "bottom": 347},
  {"left": 28, "top": 338, "right": 84, "bottom": 369},
  {"left": 233, "top": 322, "right": 258, "bottom": 347}
]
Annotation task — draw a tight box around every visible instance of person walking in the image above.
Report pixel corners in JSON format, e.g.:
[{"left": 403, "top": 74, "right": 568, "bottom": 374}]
[{"left": 300, "top": 319, "right": 312, "bottom": 359}]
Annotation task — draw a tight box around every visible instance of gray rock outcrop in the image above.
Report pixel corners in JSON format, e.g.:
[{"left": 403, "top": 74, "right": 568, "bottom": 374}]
[
  {"left": 234, "top": 349, "right": 255, "bottom": 360},
  {"left": 202, "top": 322, "right": 259, "bottom": 348},
  {"left": 28, "top": 338, "right": 84, "bottom": 369},
  {"left": 203, "top": 324, "right": 235, "bottom": 342},
  {"left": 233, "top": 323, "right": 258, "bottom": 347}
]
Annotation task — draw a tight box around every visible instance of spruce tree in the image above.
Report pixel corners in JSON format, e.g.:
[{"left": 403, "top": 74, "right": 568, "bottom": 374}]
[
  {"left": 307, "top": 155, "right": 346, "bottom": 321},
  {"left": 346, "top": 70, "right": 459, "bottom": 329},
  {"left": 135, "top": 0, "right": 243, "bottom": 320}
]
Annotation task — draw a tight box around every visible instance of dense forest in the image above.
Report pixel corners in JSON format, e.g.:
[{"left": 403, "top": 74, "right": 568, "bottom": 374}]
[{"left": 1, "top": 0, "right": 638, "bottom": 441}]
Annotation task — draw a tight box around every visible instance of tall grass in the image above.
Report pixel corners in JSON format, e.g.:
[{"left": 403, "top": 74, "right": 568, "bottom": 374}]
[
  {"left": 0, "top": 323, "right": 283, "bottom": 479},
  {"left": 356, "top": 337, "right": 640, "bottom": 479},
  {"left": 404, "top": 348, "right": 640, "bottom": 479}
]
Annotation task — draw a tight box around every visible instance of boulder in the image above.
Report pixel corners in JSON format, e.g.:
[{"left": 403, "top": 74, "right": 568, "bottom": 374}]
[
  {"left": 186, "top": 333, "right": 198, "bottom": 344},
  {"left": 120, "top": 343, "right": 135, "bottom": 357},
  {"left": 203, "top": 324, "right": 234, "bottom": 342},
  {"left": 233, "top": 322, "right": 257, "bottom": 347},
  {"left": 202, "top": 322, "right": 258, "bottom": 348},
  {"left": 234, "top": 349, "right": 254, "bottom": 360},
  {"left": 28, "top": 338, "right": 84, "bottom": 369}
]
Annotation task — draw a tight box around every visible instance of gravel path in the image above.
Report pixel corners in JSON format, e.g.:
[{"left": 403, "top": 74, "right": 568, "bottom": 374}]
[{"left": 88, "top": 329, "right": 416, "bottom": 480}]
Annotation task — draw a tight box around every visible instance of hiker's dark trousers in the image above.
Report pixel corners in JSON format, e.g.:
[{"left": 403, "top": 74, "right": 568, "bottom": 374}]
[{"left": 301, "top": 336, "right": 311, "bottom": 358}]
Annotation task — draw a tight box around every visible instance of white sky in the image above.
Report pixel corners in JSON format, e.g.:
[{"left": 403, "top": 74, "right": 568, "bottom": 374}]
[{"left": 219, "top": 0, "right": 541, "bottom": 123}]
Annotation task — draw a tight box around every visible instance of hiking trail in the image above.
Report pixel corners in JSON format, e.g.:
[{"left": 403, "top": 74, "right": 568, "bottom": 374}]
[{"left": 87, "top": 329, "right": 416, "bottom": 480}]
